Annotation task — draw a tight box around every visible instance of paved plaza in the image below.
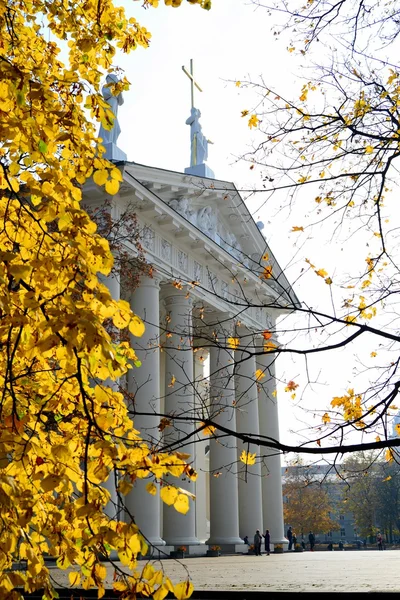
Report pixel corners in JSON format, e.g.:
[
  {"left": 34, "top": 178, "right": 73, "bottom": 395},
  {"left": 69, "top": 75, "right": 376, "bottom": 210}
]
[{"left": 47, "top": 550, "right": 400, "bottom": 594}]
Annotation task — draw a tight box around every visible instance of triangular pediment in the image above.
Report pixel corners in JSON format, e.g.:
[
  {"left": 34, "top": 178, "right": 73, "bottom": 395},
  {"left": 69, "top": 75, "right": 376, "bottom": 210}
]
[{"left": 83, "top": 161, "right": 300, "bottom": 311}]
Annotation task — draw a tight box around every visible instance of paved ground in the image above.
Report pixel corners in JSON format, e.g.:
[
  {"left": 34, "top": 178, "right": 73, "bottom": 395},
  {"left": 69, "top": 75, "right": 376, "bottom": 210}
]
[{"left": 46, "top": 550, "right": 400, "bottom": 593}]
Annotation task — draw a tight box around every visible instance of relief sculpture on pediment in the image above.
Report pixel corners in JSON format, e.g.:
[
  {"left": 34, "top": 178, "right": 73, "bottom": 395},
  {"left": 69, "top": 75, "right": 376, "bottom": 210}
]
[{"left": 168, "top": 198, "right": 218, "bottom": 241}]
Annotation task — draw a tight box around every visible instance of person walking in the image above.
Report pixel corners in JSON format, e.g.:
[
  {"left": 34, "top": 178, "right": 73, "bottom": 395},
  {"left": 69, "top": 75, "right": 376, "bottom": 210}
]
[
  {"left": 292, "top": 532, "right": 297, "bottom": 550},
  {"left": 254, "top": 529, "right": 262, "bottom": 556},
  {"left": 287, "top": 526, "right": 293, "bottom": 551},
  {"left": 377, "top": 532, "right": 383, "bottom": 550},
  {"left": 308, "top": 531, "right": 315, "bottom": 551},
  {"left": 263, "top": 529, "right": 271, "bottom": 555}
]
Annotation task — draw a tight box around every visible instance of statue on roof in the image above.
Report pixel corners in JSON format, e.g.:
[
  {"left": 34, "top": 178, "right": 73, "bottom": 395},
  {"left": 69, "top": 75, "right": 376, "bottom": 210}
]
[
  {"left": 182, "top": 60, "right": 215, "bottom": 179},
  {"left": 98, "top": 73, "right": 127, "bottom": 162},
  {"left": 186, "top": 107, "right": 209, "bottom": 167}
]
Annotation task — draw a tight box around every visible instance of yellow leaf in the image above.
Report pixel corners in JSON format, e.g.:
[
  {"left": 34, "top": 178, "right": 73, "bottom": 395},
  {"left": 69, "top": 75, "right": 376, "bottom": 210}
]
[
  {"left": 41, "top": 475, "right": 62, "bottom": 492},
  {"left": 365, "top": 145, "right": 374, "bottom": 154},
  {"left": 94, "top": 563, "right": 107, "bottom": 581},
  {"left": 105, "top": 178, "right": 120, "bottom": 195},
  {"left": 395, "top": 423, "right": 400, "bottom": 435},
  {"left": 227, "top": 337, "right": 239, "bottom": 350},
  {"left": 69, "top": 571, "right": 81, "bottom": 587},
  {"left": 315, "top": 268, "right": 328, "bottom": 278},
  {"left": 146, "top": 482, "right": 157, "bottom": 496},
  {"left": 118, "top": 479, "right": 133, "bottom": 496},
  {"left": 383, "top": 475, "right": 392, "bottom": 482},
  {"left": 264, "top": 341, "right": 277, "bottom": 353},
  {"left": 248, "top": 114, "right": 259, "bottom": 129},
  {"left": 160, "top": 485, "right": 178, "bottom": 506},
  {"left": 344, "top": 315, "right": 357, "bottom": 325},
  {"left": 255, "top": 369, "right": 265, "bottom": 381},
  {"left": 201, "top": 422, "right": 216, "bottom": 436},
  {"left": 371, "top": 351, "right": 377, "bottom": 357},
  {"left": 325, "top": 277, "right": 333, "bottom": 285},
  {"left": 129, "top": 315, "right": 145, "bottom": 337},
  {"left": 93, "top": 169, "right": 108, "bottom": 186},
  {"left": 291, "top": 226, "right": 304, "bottom": 232},
  {"left": 174, "top": 493, "right": 190, "bottom": 515},
  {"left": 239, "top": 450, "right": 256, "bottom": 465},
  {"left": 385, "top": 448, "right": 395, "bottom": 463},
  {"left": 153, "top": 585, "right": 169, "bottom": 600},
  {"left": 284, "top": 380, "right": 299, "bottom": 392},
  {"left": 173, "top": 581, "right": 194, "bottom": 600},
  {"left": 241, "top": 109, "right": 249, "bottom": 117},
  {"left": 110, "top": 167, "right": 123, "bottom": 181},
  {"left": 168, "top": 375, "right": 176, "bottom": 387},
  {"left": 322, "top": 412, "right": 331, "bottom": 424},
  {"left": 235, "top": 81, "right": 241, "bottom": 87}
]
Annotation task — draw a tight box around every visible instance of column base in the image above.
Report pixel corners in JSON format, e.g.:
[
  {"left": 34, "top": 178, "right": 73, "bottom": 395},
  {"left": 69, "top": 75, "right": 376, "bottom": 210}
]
[
  {"left": 206, "top": 537, "right": 244, "bottom": 546},
  {"left": 186, "top": 544, "right": 208, "bottom": 556},
  {"left": 140, "top": 545, "right": 174, "bottom": 560},
  {"left": 163, "top": 536, "right": 200, "bottom": 546},
  {"left": 146, "top": 537, "right": 166, "bottom": 547},
  {"left": 272, "top": 537, "right": 289, "bottom": 546}
]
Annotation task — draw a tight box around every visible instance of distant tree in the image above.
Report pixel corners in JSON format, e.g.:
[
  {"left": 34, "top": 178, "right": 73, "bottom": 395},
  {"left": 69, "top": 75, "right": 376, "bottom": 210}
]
[
  {"left": 283, "top": 460, "right": 340, "bottom": 537},
  {"left": 342, "top": 453, "right": 400, "bottom": 541}
]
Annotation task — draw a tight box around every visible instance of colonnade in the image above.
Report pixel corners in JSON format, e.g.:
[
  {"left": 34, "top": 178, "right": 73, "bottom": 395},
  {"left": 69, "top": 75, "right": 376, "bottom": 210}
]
[{"left": 116, "top": 276, "right": 287, "bottom": 549}]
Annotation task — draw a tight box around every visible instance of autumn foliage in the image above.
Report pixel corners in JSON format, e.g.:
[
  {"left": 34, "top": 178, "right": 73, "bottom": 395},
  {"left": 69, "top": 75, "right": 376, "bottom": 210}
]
[
  {"left": 0, "top": 0, "right": 210, "bottom": 598},
  {"left": 283, "top": 462, "right": 339, "bottom": 537}
]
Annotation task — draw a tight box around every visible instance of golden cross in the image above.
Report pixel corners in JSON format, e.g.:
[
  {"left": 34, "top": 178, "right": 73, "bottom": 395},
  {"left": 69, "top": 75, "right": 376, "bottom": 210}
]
[{"left": 182, "top": 59, "right": 203, "bottom": 109}]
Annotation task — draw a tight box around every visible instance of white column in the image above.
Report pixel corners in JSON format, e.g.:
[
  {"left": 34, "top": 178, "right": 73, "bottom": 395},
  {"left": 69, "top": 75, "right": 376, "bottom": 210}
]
[
  {"left": 257, "top": 332, "right": 287, "bottom": 546},
  {"left": 162, "top": 286, "right": 199, "bottom": 545},
  {"left": 194, "top": 349, "right": 209, "bottom": 543},
  {"left": 126, "top": 276, "right": 164, "bottom": 546},
  {"left": 206, "top": 314, "right": 242, "bottom": 546},
  {"left": 235, "top": 327, "right": 263, "bottom": 540}
]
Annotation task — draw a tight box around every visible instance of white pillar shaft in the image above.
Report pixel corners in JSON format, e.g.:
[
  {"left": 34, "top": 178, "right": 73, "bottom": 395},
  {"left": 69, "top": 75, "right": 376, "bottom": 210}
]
[
  {"left": 257, "top": 351, "right": 286, "bottom": 545},
  {"left": 194, "top": 351, "right": 209, "bottom": 543},
  {"left": 207, "top": 334, "right": 242, "bottom": 545},
  {"left": 235, "top": 345, "right": 263, "bottom": 540},
  {"left": 162, "top": 288, "right": 198, "bottom": 545},
  {"left": 126, "top": 277, "right": 164, "bottom": 545}
]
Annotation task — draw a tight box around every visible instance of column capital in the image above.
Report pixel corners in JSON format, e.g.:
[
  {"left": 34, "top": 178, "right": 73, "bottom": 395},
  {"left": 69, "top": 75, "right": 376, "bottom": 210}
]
[{"left": 161, "top": 283, "right": 194, "bottom": 307}]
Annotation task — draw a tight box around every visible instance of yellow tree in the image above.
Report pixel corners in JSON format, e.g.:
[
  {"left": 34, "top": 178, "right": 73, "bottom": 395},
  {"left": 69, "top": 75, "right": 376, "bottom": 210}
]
[
  {"left": 0, "top": 0, "right": 211, "bottom": 598},
  {"left": 283, "top": 461, "right": 340, "bottom": 538}
]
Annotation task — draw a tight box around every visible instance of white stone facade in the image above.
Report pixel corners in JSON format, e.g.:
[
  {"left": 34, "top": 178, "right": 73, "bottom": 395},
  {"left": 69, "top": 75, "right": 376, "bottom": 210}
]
[{"left": 84, "top": 162, "right": 299, "bottom": 553}]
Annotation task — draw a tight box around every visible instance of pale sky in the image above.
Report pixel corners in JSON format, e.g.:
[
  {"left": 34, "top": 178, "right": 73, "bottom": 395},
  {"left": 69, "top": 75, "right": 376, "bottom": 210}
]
[{"left": 97, "top": 0, "right": 397, "bottom": 453}]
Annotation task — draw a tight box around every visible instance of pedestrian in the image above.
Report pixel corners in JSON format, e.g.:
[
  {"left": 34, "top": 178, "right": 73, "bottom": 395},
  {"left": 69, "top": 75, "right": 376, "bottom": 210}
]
[
  {"left": 301, "top": 539, "right": 306, "bottom": 550},
  {"left": 263, "top": 529, "right": 271, "bottom": 555},
  {"left": 287, "top": 526, "right": 293, "bottom": 551},
  {"left": 292, "top": 532, "right": 297, "bottom": 550},
  {"left": 377, "top": 532, "right": 383, "bottom": 550},
  {"left": 243, "top": 535, "right": 249, "bottom": 545},
  {"left": 308, "top": 531, "right": 315, "bottom": 551},
  {"left": 254, "top": 529, "right": 262, "bottom": 556}
]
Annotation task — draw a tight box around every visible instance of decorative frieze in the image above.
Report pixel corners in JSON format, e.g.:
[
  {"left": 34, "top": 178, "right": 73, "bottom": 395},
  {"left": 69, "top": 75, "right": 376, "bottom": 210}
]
[
  {"left": 161, "top": 239, "right": 172, "bottom": 262},
  {"left": 178, "top": 250, "right": 188, "bottom": 273},
  {"left": 194, "top": 261, "right": 203, "bottom": 284},
  {"left": 142, "top": 225, "right": 155, "bottom": 251}
]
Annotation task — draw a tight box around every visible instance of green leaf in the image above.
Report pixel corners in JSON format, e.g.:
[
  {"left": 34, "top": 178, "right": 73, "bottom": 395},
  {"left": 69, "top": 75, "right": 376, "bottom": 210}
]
[{"left": 38, "top": 140, "right": 48, "bottom": 154}]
